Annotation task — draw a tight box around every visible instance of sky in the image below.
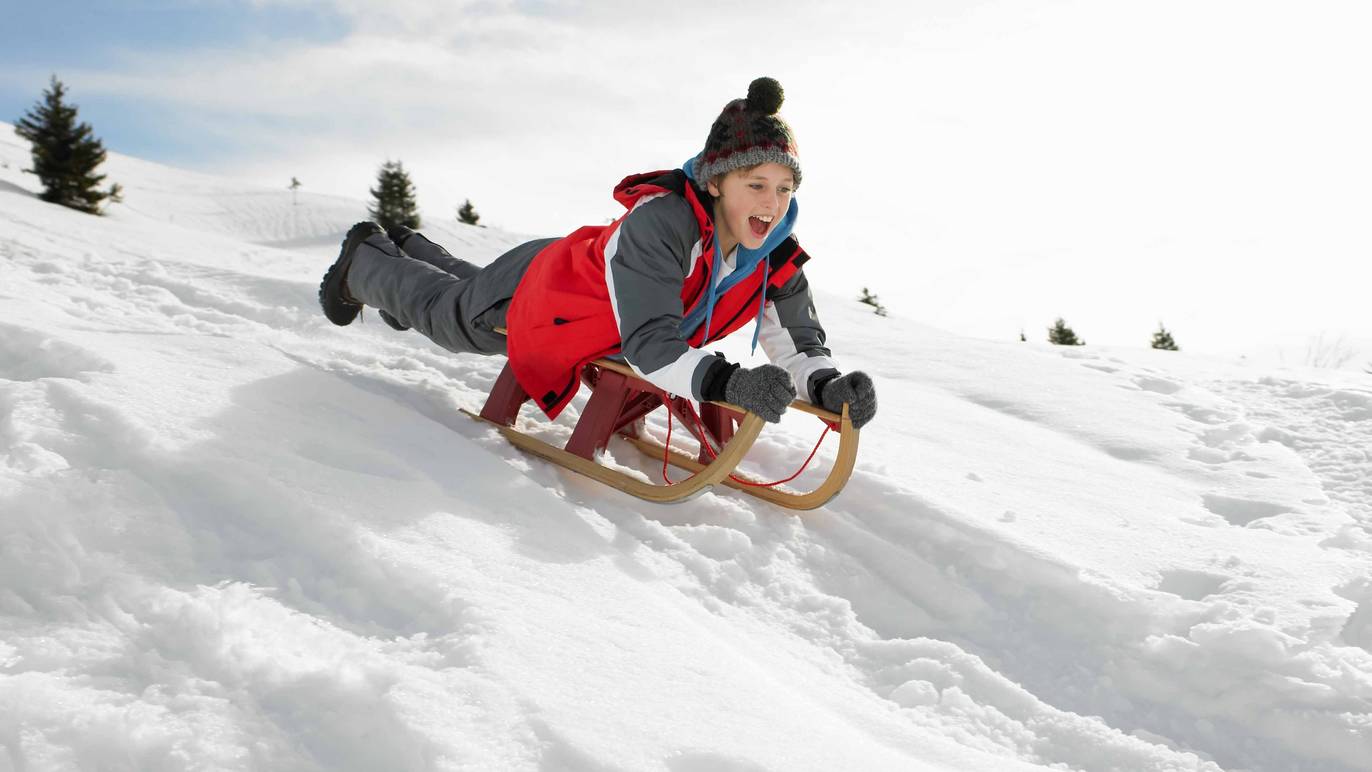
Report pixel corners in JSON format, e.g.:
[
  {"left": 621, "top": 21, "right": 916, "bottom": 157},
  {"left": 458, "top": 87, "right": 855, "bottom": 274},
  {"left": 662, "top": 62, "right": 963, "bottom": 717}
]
[{"left": 4, "top": 0, "right": 1371, "bottom": 361}]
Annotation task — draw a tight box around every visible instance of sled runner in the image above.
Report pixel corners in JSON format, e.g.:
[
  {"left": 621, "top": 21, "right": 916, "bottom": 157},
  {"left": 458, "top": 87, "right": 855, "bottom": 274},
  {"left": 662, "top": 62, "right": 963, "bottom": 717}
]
[{"left": 462, "top": 353, "right": 859, "bottom": 510}]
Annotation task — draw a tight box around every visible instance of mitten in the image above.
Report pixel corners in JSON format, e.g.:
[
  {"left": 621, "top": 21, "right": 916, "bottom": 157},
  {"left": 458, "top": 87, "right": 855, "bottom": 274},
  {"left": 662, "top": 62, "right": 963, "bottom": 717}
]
[
  {"left": 724, "top": 364, "right": 797, "bottom": 423},
  {"left": 818, "top": 371, "right": 876, "bottom": 429}
]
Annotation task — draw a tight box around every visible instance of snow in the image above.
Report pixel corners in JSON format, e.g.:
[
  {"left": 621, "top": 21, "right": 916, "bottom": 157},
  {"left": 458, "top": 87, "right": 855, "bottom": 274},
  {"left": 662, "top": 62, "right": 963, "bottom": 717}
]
[{"left": 2, "top": 123, "right": 1370, "bottom": 771}]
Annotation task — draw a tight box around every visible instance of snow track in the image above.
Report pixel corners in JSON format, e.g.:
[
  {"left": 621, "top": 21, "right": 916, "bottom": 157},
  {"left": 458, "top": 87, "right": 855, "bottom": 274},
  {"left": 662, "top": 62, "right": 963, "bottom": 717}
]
[{"left": 2, "top": 135, "right": 1369, "bottom": 770}]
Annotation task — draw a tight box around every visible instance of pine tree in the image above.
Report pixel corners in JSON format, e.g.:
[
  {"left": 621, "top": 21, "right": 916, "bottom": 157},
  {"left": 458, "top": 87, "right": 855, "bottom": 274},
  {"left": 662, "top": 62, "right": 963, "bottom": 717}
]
[
  {"left": 368, "top": 160, "right": 420, "bottom": 231},
  {"left": 1151, "top": 322, "right": 1179, "bottom": 351},
  {"left": 1048, "top": 317, "right": 1084, "bottom": 346},
  {"left": 457, "top": 198, "right": 480, "bottom": 226},
  {"left": 13, "top": 76, "right": 115, "bottom": 214}
]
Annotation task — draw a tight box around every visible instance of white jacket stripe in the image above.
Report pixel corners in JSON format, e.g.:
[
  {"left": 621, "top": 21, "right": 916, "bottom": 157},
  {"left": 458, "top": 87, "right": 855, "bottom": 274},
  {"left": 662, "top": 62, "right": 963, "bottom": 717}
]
[
  {"left": 758, "top": 301, "right": 839, "bottom": 402},
  {"left": 603, "top": 191, "right": 669, "bottom": 343}
]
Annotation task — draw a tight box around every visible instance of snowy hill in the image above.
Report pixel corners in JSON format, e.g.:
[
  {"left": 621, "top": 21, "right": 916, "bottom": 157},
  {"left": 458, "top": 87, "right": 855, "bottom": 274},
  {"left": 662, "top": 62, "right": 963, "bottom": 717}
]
[{"left": 1, "top": 127, "right": 1370, "bottom": 772}]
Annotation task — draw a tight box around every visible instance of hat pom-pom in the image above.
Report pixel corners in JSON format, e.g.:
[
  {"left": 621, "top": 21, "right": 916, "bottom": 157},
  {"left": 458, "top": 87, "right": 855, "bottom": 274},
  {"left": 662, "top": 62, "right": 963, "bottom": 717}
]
[{"left": 746, "top": 77, "right": 784, "bottom": 115}]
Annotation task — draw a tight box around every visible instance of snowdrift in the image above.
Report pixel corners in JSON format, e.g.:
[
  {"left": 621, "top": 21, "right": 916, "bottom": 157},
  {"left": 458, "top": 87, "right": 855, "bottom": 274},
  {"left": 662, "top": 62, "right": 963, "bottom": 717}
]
[{"left": 2, "top": 125, "right": 1370, "bottom": 771}]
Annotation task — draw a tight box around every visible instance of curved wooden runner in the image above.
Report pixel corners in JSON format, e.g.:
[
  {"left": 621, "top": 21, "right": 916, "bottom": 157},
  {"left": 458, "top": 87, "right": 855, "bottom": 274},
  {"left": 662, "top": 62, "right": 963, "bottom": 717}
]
[
  {"left": 464, "top": 408, "right": 765, "bottom": 504},
  {"left": 621, "top": 403, "right": 859, "bottom": 510},
  {"left": 467, "top": 342, "right": 856, "bottom": 507}
]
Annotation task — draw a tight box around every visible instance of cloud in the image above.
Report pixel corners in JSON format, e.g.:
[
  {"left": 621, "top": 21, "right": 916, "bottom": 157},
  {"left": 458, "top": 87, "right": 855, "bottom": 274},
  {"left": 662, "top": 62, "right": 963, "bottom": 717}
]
[
  {"left": 10, "top": 0, "right": 1372, "bottom": 351},
  {"left": 32, "top": 0, "right": 917, "bottom": 232}
]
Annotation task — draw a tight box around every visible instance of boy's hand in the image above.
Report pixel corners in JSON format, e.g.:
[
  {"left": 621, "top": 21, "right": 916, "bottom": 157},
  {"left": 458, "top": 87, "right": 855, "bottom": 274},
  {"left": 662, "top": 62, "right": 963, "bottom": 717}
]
[
  {"left": 819, "top": 371, "right": 877, "bottom": 429},
  {"left": 724, "top": 364, "right": 797, "bottom": 423}
]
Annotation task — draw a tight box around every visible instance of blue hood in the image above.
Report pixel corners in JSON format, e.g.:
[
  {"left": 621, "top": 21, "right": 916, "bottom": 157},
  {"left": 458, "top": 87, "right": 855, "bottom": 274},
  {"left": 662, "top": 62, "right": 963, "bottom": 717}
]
[{"left": 679, "top": 153, "right": 800, "bottom": 350}]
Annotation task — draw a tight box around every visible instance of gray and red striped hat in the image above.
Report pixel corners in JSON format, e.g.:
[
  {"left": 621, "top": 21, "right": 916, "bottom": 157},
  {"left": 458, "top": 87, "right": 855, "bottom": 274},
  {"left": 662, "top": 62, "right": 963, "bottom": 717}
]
[{"left": 693, "top": 77, "right": 802, "bottom": 190}]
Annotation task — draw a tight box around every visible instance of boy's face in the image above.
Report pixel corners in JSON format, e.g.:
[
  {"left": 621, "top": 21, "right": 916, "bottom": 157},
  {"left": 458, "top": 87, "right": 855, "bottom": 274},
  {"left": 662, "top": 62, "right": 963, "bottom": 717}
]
[{"left": 707, "top": 162, "right": 795, "bottom": 252}]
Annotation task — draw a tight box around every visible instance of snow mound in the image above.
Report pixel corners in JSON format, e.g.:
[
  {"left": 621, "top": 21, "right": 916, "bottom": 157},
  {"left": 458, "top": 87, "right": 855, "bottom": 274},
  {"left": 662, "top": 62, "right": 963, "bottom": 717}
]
[{"left": 2, "top": 129, "right": 1369, "bottom": 771}]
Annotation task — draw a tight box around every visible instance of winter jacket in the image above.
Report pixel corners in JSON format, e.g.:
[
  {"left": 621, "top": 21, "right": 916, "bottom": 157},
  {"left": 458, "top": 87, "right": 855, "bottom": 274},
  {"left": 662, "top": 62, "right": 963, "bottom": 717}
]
[{"left": 505, "top": 169, "right": 839, "bottom": 419}]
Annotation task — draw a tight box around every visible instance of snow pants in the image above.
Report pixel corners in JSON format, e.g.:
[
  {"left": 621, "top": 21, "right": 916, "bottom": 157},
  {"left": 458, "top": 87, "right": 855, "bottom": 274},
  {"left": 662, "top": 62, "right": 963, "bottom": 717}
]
[{"left": 346, "top": 230, "right": 556, "bottom": 356}]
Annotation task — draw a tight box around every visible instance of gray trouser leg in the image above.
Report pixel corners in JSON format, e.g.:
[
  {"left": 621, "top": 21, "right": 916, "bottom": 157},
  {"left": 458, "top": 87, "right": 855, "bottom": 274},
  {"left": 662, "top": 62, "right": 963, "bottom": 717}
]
[
  {"left": 393, "top": 231, "right": 481, "bottom": 280},
  {"left": 346, "top": 234, "right": 490, "bottom": 355}
]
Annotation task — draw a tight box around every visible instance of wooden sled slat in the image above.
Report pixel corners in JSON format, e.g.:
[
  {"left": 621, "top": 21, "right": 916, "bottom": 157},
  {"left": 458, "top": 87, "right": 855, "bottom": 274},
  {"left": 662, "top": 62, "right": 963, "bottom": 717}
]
[
  {"left": 468, "top": 335, "right": 859, "bottom": 508},
  {"left": 619, "top": 403, "right": 859, "bottom": 511},
  {"left": 464, "top": 407, "right": 764, "bottom": 504}
]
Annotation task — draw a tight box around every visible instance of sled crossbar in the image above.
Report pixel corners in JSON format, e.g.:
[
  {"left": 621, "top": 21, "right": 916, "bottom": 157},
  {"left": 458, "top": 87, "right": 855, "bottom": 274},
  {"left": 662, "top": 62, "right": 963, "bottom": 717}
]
[{"left": 463, "top": 336, "right": 858, "bottom": 509}]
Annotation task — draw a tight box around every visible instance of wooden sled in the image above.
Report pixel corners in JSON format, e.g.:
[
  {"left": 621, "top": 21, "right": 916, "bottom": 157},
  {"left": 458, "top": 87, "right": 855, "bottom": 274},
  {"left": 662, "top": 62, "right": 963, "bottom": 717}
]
[{"left": 462, "top": 354, "right": 859, "bottom": 510}]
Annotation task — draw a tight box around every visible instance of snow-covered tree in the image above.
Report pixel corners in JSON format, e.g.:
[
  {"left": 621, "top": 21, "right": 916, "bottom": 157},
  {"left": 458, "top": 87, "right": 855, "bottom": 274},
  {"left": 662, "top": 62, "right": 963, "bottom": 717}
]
[
  {"left": 457, "top": 198, "right": 480, "bottom": 226},
  {"left": 1151, "top": 323, "right": 1179, "bottom": 351},
  {"left": 368, "top": 160, "right": 420, "bottom": 231},
  {"left": 14, "top": 76, "right": 116, "bottom": 214},
  {"left": 1048, "top": 318, "right": 1084, "bottom": 346}
]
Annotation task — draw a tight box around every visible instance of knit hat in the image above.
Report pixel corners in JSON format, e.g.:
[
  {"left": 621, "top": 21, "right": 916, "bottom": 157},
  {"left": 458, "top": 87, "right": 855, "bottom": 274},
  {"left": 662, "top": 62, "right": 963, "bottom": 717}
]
[{"left": 693, "top": 77, "right": 802, "bottom": 190}]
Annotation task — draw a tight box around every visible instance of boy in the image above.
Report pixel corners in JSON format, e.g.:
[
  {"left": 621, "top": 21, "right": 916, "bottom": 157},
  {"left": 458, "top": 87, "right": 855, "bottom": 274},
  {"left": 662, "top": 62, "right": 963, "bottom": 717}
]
[{"left": 320, "top": 77, "right": 876, "bottom": 429}]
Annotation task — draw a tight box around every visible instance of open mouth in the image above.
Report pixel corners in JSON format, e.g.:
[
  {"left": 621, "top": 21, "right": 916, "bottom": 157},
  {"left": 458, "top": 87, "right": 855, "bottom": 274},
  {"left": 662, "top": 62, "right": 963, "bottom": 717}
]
[{"left": 748, "top": 215, "right": 773, "bottom": 238}]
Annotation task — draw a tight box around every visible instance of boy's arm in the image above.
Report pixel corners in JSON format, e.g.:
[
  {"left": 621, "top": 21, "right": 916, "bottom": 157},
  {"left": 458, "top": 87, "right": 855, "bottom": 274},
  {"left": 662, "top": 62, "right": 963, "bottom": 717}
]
[
  {"left": 606, "top": 193, "right": 725, "bottom": 400},
  {"left": 757, "top": 266, "right": 842, "bottom": 404}
]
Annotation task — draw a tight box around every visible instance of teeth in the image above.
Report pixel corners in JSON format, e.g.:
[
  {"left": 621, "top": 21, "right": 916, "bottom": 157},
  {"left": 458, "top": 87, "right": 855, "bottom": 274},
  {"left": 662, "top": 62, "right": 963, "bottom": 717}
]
[{"left": 753, "top": 215, "right": 774, "bottom": 223}]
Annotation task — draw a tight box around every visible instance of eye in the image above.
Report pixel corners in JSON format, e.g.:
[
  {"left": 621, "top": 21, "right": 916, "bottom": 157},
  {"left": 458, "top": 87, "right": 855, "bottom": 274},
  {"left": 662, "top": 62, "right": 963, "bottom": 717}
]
[
  {"left": 779, "top": 187, "right": 793, "bottom": 195},
  {"left": 749, "top": 183, "right": 764, "bottom": 191}
]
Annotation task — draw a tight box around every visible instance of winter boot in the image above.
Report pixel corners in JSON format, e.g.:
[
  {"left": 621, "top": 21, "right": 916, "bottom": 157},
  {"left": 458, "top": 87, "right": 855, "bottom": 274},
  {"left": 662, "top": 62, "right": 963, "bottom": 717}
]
[
  {"left": 386, "top": 224, "right": 418, "bottom": 249},
  {"left": 319, "top": 221, "right": 383, "bottom": 325}
]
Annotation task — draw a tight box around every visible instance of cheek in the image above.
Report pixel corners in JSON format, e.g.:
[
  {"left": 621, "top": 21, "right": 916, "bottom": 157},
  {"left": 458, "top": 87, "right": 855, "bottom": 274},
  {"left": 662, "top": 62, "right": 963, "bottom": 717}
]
[{"left": 730, "top": 198, "right": 752, "bottom": 224}]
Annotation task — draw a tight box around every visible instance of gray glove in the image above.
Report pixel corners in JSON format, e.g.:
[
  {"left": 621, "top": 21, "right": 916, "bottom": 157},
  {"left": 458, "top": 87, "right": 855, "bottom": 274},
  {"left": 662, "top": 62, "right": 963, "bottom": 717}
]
[
  {"left": 819, "top": 371, "right": 876, "bottom": 429},
  {"left": 724, "top": 364, "right": 797, "bottom": 423}
]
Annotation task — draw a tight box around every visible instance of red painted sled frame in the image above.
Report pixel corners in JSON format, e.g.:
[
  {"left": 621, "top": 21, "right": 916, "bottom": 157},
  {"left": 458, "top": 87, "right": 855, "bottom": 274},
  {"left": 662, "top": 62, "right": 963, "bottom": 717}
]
[{"left": 462, "top": 356, "right": 859, "bottom": 509}]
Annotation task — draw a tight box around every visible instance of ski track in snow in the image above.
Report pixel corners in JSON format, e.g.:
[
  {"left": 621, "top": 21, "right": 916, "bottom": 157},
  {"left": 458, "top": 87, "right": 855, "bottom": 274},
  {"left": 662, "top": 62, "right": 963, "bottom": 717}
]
[{"left": 2, "top": 132, "right": 1371, "bottom": 771}]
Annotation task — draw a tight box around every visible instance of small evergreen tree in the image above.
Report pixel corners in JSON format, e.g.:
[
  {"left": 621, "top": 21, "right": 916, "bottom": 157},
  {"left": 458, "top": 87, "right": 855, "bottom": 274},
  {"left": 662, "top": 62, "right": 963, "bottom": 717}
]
[
  {"left": 1019, "top": 330, "right": 1027, "bottom": 342},
  {"left": 1151, "top": 322, "right": 1179, "bottom": 351},
  {"left": 1048, "top": 317, "right": 1084, "bottom": 346},
  {"left": 368, "top": 160, "right": 420, "bottom": 231},
  {"left": 289, "top": 176, "right": 302, "bottom": 206},
  {"left": 457, "top": 198, "right": 480, "bottom": 226},
  {"left": 858, "top": 287, "right": 888, "bottom": 317},
  {"left": 13, "top": 75, "right": 116, "bottom": 214}
]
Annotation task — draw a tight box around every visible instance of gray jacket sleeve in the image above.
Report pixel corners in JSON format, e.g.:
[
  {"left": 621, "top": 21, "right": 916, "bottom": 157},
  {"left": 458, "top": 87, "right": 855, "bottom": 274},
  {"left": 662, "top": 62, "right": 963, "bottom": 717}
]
[
  {"left": 604, "top": 193, "right": 720, "bottom": 400},
  {"left": 757, "top": 266, "right": 841, "bottom": 403}
]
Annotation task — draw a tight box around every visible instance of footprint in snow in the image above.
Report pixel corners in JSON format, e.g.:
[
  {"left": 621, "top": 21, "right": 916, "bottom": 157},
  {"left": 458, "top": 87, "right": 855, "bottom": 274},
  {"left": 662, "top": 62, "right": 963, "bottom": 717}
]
[
  {"left": 1201, "top": 493, "right": 1291, "bottom": 527},
  {"left": 1134, "top": 376, "right": 1183, "bottom": 395},
  {"left": 1155, "top": 569, "right": 1230, "bottom": 601}
]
